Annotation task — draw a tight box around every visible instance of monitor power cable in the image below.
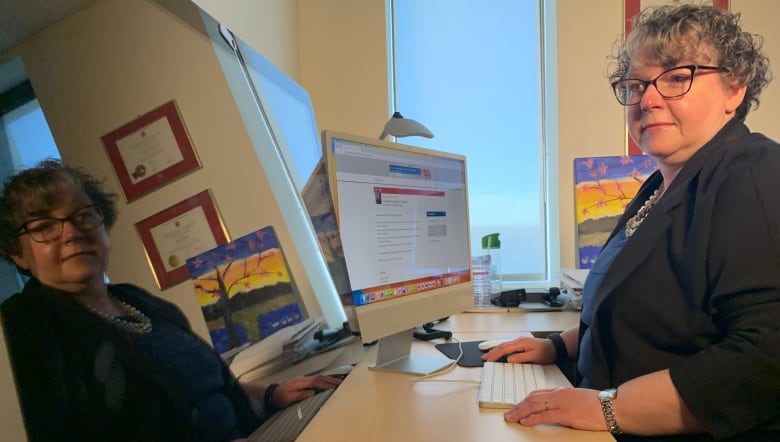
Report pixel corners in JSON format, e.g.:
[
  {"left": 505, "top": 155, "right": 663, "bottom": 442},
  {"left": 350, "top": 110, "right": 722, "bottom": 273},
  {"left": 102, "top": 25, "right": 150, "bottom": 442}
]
[{"left": 408, "top": 338, "right": 480, "bottom": 385}]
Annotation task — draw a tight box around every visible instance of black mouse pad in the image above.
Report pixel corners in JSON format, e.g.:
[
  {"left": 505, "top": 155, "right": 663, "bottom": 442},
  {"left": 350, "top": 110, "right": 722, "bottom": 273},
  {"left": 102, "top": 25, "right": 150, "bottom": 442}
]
[{"left": 434, "top": 340, "right": 486, "bottom": 367}]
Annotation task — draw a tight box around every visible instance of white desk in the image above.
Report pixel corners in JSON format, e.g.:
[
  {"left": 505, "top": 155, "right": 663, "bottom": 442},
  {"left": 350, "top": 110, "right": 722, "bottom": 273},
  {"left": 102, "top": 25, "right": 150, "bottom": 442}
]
[{"left": 297, "top": 311, "right": 614, "bottom": 442}]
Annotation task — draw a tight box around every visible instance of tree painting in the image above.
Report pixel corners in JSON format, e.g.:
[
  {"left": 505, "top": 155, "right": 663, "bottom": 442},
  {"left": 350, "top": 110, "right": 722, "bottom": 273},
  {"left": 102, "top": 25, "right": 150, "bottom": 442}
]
[
  {"left": 186, "top": 226, "right": 303, "bottom": 354},
  {"left": 574, "top": 155, "right": 657, "bottom": 268}
]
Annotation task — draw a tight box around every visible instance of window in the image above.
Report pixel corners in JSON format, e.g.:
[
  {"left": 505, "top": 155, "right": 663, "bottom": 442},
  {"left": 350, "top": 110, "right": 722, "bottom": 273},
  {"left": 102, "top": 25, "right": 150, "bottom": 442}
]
[
  {"left": 389, "top": 0, "right": 557, "bottom": 285},
  {"left": 2, "top": 98, "right": 60, "bottom": 168},
  {"left": 0, "top": 74, "right": 61, "bottom": 301}
]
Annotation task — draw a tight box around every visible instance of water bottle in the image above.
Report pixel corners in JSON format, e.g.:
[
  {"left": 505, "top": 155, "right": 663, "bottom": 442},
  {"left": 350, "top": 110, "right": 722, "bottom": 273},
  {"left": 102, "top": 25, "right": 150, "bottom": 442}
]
[
  {"left": 472, "top": 233, "right": 501, "bottom": 307},
  {"left": 482, "top": 233, "right": 502, "bottom": 302},
  {"left": 472, "top": 254, "right": 491, "bottom": 307}
]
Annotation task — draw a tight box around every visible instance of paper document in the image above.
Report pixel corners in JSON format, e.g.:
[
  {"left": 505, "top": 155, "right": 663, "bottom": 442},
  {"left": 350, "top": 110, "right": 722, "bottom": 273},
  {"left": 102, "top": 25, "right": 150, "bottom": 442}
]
[
  {"left": 229, "top": 317, "right": 320, "bottom": 378},
  {"left": 560, "top": 268, "right": 589, "bottom": 290}
]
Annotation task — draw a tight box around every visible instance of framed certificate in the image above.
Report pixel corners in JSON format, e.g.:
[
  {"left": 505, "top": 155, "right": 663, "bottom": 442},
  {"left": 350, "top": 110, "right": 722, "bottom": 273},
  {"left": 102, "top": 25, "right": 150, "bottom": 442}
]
[
  {"left": 135, "top": 190, "right": 229, "bottom": 289},
  {"left": 623, "top": 0, "right": 730, "bottom": 155},
  {"left": 102, "top": 100, "right": 200, "bottom": 201}
]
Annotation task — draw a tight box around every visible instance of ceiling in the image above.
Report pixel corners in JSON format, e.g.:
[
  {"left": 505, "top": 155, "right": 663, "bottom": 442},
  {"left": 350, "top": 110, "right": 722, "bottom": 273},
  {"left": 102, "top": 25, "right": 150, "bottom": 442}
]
[
  {"left": 0, "top": 0, "right": 96, "bottom": 91},
  {"left": 0, "top": 0, "right": 96, "bottom": 53}
]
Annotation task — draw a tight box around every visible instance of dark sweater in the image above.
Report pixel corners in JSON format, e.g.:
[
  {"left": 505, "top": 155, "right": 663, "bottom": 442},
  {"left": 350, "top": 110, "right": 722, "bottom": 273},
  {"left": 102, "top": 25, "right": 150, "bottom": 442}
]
[{"left": 1, "top": 279, "right": 261, "bottom": 441}]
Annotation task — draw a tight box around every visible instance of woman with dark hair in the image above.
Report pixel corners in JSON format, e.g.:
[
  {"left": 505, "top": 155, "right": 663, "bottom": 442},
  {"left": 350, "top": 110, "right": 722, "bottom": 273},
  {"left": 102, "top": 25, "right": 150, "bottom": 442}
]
[{"left": 0, "top": 159, "right": 341, "bottom": 441}]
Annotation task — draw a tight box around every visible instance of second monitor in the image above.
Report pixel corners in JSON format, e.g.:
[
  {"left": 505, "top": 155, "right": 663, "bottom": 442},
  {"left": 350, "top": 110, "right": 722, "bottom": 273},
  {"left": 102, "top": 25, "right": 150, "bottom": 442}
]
[{"left": 322, "top": 130, "right": 474, "bottom": 375}]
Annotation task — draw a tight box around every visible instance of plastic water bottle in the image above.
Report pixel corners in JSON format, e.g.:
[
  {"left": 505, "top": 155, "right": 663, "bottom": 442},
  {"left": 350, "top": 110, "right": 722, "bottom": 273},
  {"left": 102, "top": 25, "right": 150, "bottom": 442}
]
[
  {"left": 472, "top": 254, "right": 491, "bottom": 307},
  {"left": 482, "top": 233, "right": 502, "bottom": 302},
  {"left": 472, "top": 233, "right": 501, "bottom": 307}
]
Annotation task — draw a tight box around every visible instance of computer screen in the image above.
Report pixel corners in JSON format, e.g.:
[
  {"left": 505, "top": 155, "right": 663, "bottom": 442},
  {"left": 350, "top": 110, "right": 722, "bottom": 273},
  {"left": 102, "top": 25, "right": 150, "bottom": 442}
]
[
  {"left": 323, "top": 130, "right": 474, "bottom": 375},
  {"left": 205, "top": 20, "right": 348, "bottom": 331},
  {"left": 239, "top": 43, "right": 321, "bottom": 193}
]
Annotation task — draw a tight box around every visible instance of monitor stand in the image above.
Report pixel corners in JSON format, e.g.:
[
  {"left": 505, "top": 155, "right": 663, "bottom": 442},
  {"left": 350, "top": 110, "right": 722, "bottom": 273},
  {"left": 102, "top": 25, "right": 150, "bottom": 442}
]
[{"left": 368, "top": 328, "right": 454, "bottom": 375}]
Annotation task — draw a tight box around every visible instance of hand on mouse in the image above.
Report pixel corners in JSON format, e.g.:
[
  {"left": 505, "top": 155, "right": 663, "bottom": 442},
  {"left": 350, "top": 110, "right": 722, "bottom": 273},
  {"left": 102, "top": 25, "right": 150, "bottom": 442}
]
[
  {"left": 274, "top": 375, "right": 343, "bottom": 407},
  {"left": 242, "top": 375, "right": 342, "bottom": 411},
  {"left": 480, "top": 336, "right": 556, "bottom": 364}
]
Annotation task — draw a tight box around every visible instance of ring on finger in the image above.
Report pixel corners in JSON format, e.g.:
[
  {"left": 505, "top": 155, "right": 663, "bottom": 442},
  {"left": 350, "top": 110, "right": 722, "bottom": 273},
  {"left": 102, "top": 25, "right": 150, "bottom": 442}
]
[{"left": 544, "top": 399, "right": 550, "bottom": 411}]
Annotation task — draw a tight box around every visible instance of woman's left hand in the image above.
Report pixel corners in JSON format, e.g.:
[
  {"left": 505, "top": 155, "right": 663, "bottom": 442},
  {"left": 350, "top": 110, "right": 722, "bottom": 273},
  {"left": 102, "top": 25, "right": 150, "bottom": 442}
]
[
  {"left": 273, "top": 375, "right": 343, "bottom": 409},
  {"left": 504, "top": 387, "right": 607, "bottom": 432}
]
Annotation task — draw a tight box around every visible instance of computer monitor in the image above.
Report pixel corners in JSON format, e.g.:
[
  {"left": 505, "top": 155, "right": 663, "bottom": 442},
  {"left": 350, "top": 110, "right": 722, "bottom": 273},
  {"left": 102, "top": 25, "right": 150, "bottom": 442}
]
[
  {"left": 205, "top": 20, "right": 347, "bottom": 331},
  {"left": 322, "top": 130, "right": 474, "bottom": 375}
]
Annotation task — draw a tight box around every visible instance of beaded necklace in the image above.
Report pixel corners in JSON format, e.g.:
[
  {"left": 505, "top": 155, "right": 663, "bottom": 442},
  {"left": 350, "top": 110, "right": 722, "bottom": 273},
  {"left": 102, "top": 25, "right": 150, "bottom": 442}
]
[
  {"left": 85, "top": 300, "right": 153, "bottom": 334},
  {"left": 625, "top": 187, "right": 662, "bottom": 238}
]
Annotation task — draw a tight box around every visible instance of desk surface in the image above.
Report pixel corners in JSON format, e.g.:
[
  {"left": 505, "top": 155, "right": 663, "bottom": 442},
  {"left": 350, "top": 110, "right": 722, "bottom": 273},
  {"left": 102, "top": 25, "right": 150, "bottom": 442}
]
[
  {"left": 297, "top": 311, "right": 613, "bottom": 442},
  {"left": 438, "top": 309, "right": 582, "bottom": 334}
]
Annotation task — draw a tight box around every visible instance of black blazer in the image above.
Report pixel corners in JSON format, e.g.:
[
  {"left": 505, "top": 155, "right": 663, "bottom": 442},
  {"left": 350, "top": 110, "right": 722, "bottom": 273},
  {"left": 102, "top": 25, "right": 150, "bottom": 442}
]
[
  {"left": 579, "top": 119, "right": 780, "bottom": 441},
  {"left": 1, "top": 279, "right": 261, "bottom": 441}
]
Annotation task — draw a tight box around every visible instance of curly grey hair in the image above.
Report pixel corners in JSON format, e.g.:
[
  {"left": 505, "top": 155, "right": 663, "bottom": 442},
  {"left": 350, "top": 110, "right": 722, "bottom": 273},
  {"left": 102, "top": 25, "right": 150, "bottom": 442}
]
[{"left": 609, "top": 4, "right": 771, "bottom": 120}]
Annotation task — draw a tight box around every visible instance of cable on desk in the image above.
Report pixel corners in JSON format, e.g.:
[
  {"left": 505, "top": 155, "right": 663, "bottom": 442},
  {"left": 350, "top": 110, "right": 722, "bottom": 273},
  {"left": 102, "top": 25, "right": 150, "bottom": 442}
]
[{"left": 408, "top": 338, "right": 479, "bottom": 385}]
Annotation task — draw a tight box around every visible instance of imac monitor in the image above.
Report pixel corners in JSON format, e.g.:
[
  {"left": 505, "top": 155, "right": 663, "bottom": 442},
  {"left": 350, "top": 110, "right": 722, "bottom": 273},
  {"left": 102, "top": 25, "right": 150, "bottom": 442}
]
[{"left": 323, "top": 130, "right": 473, "bottom": 375}]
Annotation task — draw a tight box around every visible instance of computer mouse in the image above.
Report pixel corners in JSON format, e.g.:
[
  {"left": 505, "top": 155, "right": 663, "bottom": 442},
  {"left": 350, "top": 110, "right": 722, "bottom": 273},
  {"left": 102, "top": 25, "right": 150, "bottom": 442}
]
[
  {"left": 478, "top": 339, "right": 511, "bottom": 351},
  {"left": 544, "top": 299, "right": 564, "bottom": 308},
  {"left": 321, "top": 364, "right": 354, "bottom": 379}
]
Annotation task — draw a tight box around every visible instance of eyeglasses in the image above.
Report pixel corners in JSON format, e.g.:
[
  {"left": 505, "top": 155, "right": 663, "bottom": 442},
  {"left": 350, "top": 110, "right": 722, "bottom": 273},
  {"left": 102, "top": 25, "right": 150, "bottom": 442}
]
[
  {"left": 17, "top": 205, "right": 104, "bottom": 243},
  {"left": 611, "top": 65, "right": 724, "bottom": 106}
]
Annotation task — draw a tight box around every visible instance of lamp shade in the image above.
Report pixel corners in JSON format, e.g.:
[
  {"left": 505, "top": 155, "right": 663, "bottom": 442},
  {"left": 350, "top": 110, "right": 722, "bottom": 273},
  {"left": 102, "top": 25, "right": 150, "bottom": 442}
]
[{"left": 379, "top": 112, "right": 434, "bottom": 140}]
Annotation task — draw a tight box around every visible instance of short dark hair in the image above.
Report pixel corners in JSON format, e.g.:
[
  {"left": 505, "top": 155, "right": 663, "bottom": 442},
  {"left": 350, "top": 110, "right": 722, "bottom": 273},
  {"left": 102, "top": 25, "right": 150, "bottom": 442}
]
[
  {"left": 0, "top": 159, "right": 118, "bottom": 264},
  {"left": 609, "top": 4, "right": 771, "bottom": 121}
]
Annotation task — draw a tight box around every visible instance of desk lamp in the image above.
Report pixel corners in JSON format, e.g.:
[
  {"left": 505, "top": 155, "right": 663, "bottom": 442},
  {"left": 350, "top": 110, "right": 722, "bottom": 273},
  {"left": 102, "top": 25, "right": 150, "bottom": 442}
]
[{"left": 378, "top": 112, "right": 434, "bottom": 140}]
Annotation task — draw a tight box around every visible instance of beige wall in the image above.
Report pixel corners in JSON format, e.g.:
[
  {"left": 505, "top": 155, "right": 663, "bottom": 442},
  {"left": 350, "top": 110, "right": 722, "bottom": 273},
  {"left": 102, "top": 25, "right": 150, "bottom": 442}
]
[
  {"left": 554, "top": 0, "right": 780, "bottom": 267},
  {"left": 0, "top": 0, "right": 307, "bottom": 439},
  {"left": 291, "top": 0, "right": 780, "bottom": 271},
  {"left": 2, "top": 0, "right": 314, "bottom": 341},
  {"left": 1, "top": 0, "right": 778, "bottom": 440},
  {"left": 734, "top": 0, "right": 780, "bottom": 134},
  {"left": 191, "top": 0, "right": 389, "bottom": 139},
  {"left": 191, "top": 0, "right": 300, "bottom": 77}
]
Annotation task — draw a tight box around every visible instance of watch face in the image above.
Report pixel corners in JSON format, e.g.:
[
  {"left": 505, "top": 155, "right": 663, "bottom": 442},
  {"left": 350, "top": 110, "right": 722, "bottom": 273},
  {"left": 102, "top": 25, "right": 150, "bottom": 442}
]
[{"left": 598, "top": 388, "right": 617, "bottom": 400}]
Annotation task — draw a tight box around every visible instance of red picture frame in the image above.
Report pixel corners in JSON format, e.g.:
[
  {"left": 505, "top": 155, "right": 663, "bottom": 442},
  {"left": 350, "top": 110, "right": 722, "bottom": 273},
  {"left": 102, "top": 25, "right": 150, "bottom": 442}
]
[
  {"left": 135, "top": 190, "right": 229, "bottom": 289},
  {"left": 623, "top": 0, "right": 730, "bottom": 155},
  {"left": 102, "top": 100, "right": 200, "bottom": 201}
]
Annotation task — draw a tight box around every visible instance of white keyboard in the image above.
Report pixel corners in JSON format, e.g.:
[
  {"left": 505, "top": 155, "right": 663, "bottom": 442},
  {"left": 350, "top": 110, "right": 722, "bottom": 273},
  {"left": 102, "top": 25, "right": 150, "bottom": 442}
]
[
  {"left": 249, "top": 388, "right": 335, "bottom": 441},
  {"left": 478, "top": 361, "right": 546, "bottom": 408}
]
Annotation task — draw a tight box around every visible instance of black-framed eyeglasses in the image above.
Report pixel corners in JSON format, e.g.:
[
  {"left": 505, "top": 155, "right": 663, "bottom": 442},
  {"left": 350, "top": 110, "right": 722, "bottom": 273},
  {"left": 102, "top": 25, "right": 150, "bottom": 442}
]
[
  {"left": 17, "top": 205, "right": 104, "bottom": 243},
  {"left": 611, "top": 65, "right": 724, "bottom": 106}
]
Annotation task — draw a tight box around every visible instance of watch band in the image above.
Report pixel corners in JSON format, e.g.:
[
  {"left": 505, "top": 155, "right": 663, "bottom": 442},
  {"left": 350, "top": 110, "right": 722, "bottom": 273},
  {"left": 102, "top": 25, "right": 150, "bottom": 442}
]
[
  {"left": 547, "top": 333, "right": 568, "bottom": 364},
  {"left": 263, "top": 383, "right": 280, "bottom": 416},
  {"left": 598, "top": 388, "right": 622, "bottom": 435}
]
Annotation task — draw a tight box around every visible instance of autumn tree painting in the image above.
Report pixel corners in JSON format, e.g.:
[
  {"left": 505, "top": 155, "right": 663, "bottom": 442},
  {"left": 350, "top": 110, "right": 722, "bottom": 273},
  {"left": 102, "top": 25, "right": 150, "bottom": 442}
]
[
  {"left": 186, "top": 226, "right": 303, "bottom": 354},
  {"left": 574, "top": 155, "right": 657, "bottom": 268}
]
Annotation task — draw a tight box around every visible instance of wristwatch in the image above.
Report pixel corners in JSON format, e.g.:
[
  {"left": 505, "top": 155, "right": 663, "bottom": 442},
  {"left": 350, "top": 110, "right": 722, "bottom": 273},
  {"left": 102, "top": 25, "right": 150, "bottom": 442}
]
[{"left": 597, "top": 388, "right": 622, "bottom": 435}]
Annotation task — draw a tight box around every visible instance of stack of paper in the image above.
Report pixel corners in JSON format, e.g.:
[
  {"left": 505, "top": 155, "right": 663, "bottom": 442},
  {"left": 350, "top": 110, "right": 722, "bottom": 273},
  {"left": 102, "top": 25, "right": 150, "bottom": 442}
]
[
  {"left": 560, "top": 268, "right": 588, "bottom": 292},
  {"left": 559, "top": 268, "right": 588, "bottom": 311},
  {"left": 229, "top": 317, "right": 324, "bottom": 379}
]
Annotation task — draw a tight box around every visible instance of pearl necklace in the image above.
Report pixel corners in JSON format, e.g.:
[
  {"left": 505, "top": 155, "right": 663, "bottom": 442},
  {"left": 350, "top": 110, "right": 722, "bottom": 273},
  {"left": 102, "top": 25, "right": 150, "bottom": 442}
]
[
  {"left": 625, "top": 187, "right": 662, "bottom": 238},
  {"left": 85, "top": 300, "right": 153, "bottom": 334}
]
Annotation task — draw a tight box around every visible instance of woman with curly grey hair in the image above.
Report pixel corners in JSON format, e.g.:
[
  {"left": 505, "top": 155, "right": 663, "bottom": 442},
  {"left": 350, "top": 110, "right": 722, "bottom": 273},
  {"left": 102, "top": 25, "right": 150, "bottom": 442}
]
[{"left": 484, "top": 4, "right": 780, "bottom": 440}]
